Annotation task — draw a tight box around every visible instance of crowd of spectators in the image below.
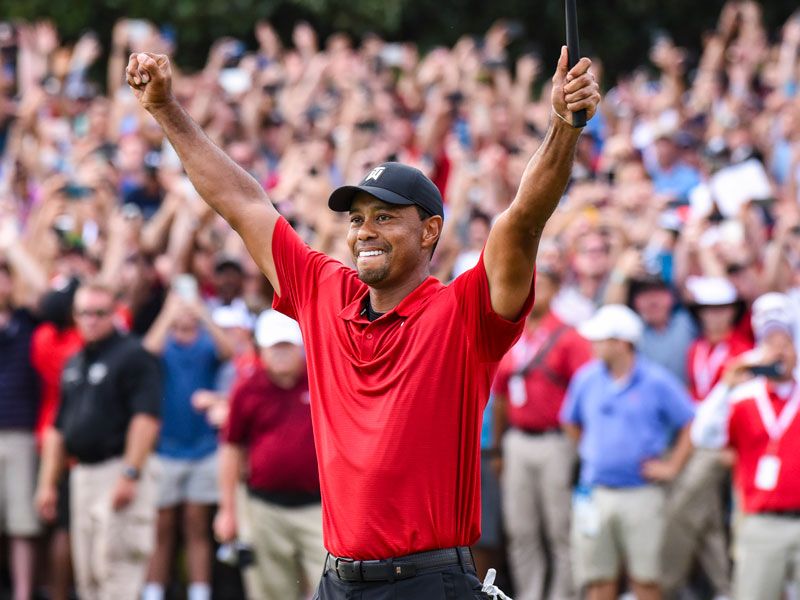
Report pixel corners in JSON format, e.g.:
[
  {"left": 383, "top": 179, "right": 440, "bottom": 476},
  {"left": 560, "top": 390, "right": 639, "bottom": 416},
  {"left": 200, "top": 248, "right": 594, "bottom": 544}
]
[{"left": 1, "top": 0, "right": 800, "bottom": 598}]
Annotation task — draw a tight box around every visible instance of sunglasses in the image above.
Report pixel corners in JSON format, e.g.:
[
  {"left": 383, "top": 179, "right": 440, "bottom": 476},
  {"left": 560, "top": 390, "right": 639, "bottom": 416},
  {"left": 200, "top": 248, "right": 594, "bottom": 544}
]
[
  {"left": 75, "top": 308, "right": 112, "bottom": 318},
  {"left": 725, "top": 262, "right": 751, "bottom": 275}
]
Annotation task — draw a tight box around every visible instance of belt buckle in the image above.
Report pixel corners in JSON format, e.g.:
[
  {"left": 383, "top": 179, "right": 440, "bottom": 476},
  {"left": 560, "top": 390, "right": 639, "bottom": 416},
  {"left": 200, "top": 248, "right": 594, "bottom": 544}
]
[{"left": 334, "top": 557, "right": 362, "bottom": 581}]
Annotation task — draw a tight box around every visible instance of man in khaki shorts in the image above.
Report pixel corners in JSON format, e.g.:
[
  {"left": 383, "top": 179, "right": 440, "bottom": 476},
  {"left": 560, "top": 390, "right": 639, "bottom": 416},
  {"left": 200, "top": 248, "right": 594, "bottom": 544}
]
[
  {"left": 36, "top": 280, "right": 162, "bottom": 600},
  {"left": 560, "top": 305, "right": 695, "bottom": 600}
]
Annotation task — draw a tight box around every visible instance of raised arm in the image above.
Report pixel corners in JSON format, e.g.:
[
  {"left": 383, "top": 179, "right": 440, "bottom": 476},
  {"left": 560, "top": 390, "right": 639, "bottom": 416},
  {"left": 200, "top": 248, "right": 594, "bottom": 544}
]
[
  {"left": 483, "top": 47, "right": 600, "bottom": 319},
  {"left": 126, "top": 53, "right": 283, "bottom": 295}
]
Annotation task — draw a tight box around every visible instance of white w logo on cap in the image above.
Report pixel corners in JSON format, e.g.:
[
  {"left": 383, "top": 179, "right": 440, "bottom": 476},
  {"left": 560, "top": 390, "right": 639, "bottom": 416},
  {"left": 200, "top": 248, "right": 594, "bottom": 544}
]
[{"left": 364, "top": 167, "right": 386, "bottom": 182}]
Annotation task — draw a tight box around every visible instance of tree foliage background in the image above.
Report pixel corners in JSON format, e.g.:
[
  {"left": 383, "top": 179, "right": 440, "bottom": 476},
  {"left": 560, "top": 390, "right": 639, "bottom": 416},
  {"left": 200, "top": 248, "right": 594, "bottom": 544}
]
[{"left": 2, "top": 0, "right": 798, "bottom": 82}]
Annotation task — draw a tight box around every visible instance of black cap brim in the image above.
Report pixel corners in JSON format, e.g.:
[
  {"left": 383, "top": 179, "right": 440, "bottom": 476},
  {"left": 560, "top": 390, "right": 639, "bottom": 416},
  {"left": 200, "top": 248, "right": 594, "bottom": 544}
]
[{"left": 328, "top": 185, "right": 416, "bottom": 212}]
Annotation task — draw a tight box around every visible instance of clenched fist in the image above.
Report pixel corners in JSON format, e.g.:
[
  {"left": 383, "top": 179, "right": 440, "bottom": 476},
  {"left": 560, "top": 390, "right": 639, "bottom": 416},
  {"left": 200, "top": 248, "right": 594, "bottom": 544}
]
[{"left": 126, "top": 52, "right": 173, "bottom": 112}]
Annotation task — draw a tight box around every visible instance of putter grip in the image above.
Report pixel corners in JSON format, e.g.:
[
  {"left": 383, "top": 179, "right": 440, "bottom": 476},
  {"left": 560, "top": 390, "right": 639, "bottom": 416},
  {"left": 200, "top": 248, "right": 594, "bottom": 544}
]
[{"left": 565, "top": 0, "right": 587, "bottom": 128}]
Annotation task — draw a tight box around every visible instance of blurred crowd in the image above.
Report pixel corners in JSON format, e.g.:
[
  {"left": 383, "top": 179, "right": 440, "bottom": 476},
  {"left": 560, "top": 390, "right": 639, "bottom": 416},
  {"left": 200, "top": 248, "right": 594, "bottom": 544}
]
[{"left": 1, "top": 0, "right": 800, "bottom": 598}]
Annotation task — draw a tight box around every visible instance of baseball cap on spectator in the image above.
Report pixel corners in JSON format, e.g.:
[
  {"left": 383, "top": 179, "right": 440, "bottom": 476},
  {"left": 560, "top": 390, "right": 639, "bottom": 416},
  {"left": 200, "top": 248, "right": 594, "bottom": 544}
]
[
  {"left": 751, "top": 292, "right": 795, "bottom": 342},
  {"left": 685, "top": 276, "right": 738, "bottom": 307},
  {"left": 578, "top": 304, "right": 644, "bottom": 345},
  {"left": 657, "top": 211, "right": 683, "bottom": 233},
  {"left": 214, "top": 255, "right": 244, "bottom": 274},
  {"left": 686, "top": 275, "right": 747, "bottom": 324},
  {"left": 536, "top": 262, "right": 562, "bottom": 284},
  {"left": 255, "top": 309, "right": 303, "bottom": 348},
  {"left": 653, "top": 125, "right": 677, "bottom": 142},
  {"left": 328, "top": 162, "right": 444, "bottom": 218},
  {"left": 212, "top": 303, "right": 254, "bottom": 331}
]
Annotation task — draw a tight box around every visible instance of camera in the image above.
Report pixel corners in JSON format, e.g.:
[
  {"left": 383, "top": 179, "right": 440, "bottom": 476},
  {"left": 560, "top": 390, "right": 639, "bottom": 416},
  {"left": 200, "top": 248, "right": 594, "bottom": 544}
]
[
  {"left": 216, "top": 541, "right": 255, "bottom": 568},
  {"left": 746, "top": 363, "right": 786, "bottom": 380}
]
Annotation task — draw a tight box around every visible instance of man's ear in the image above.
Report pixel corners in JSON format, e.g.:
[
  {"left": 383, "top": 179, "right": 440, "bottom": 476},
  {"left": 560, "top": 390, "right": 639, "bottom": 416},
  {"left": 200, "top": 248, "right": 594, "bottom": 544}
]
[{"left": 421, "top": 215, "right": 443, "bottom": 250}]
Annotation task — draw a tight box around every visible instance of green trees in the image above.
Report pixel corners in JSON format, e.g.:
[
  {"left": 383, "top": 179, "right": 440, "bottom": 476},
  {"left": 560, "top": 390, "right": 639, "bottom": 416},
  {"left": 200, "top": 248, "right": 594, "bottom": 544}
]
[{"left": 2, "top": 0, "right": 797, "bottom": 80}]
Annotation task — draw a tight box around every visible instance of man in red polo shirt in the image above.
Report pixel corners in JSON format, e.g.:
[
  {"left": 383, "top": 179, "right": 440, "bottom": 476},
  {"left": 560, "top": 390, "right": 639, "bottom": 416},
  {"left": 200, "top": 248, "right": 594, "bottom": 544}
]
[
  {"left": 125, "top": 49, "right": 600, "bottom": 599},
  {"left": 215, "top": 309, "right": 324, "bottom": 600},
  {"left": 692, "top": 292, "right": 800, "bottom": 600},
  {"left": 492, "top": 266, "right": 591, "bottom": 600}
]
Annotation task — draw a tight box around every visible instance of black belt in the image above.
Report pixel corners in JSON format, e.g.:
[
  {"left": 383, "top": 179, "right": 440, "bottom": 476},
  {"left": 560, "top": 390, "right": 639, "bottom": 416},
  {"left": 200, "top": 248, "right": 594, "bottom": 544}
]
[
  {"left": 325, "top": 546, "right": 474, "bottom": 582},
  {"left": 517, "top": 426, "right": 561, "bottom": 436},
  {"left": 247, "top": 487, "right": 321, "bottom": 507},
  {"left": 759, "top": 510, "right": 800, "bottom": 518}
]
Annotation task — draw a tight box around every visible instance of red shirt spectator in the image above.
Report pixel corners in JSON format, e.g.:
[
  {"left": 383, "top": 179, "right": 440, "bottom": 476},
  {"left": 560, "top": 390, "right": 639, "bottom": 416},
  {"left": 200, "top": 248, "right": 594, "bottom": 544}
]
[
  {"left": 727, "top": 379, "right": 800, "bottom": 513},
  {"left": 30, "top": 323, "right": 83, "bottom": 446},
  {"left": 223, "top": 368, "right": 318, "bottom": 495},
  {"left": 686, "top": 331, "right": 752, "bottom": 401},
  {"left": 494, "top": 311, "right": 592, "bottom": 432}
]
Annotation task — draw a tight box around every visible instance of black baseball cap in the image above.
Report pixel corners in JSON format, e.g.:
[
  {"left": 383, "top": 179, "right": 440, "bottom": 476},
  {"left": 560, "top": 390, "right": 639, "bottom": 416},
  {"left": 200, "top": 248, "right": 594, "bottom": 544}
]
[{"left": 328, "top": 162, "right": 444, "bottom": 218}]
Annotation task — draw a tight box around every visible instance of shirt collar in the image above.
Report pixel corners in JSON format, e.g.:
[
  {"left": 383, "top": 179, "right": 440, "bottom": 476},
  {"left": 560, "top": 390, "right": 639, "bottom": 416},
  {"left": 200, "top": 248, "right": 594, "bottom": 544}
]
[
  {"left": 84, "top": 329, "right": 120, "bottom": 357},
  {"left": 338, "top": 276, "right": 443, "bottom": 323},
  {"left": 603, "top": 355, "right": 643, "bottom": 389}
]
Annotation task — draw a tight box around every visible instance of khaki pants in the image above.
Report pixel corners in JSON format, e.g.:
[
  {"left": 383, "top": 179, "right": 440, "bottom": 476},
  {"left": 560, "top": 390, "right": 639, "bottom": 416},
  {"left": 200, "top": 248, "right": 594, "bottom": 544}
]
[
  {"left": 239, "top": 491, "right": 326, "bottom": 600},
  {"left": 571, "top": 485, "right": 665, "bottom": 588},
  {"left": 0, "top": 431, "right": 40, "bottom": 536},
  {"left": 70, "top": 457, "right": 158, "bottom": 600},
  {"left": 661, "top": 449, "right": 731, "bottom": 596},
  {"left": 502, "top": 428, "right": 576, "bottom": 600},
  {"left": 733, "top": 514, "right": 800, "bottom": 600}
]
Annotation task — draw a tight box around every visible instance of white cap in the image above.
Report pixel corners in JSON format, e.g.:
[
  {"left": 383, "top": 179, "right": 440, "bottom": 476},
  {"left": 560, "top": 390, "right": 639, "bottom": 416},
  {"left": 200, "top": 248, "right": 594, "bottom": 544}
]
[
  {"left": 255, "top": 310, "right": 303, "bottom": 348},
  {"left": 752, "top": 292, "right": 795, "bottom": 341},
  {"left": 686, "top": 276, "right": 738, "bottom": 306},
  {"left": 212, "top": 302, "right": 255, "bottom": 331},
  {"left": 578, "top": 304, "right": 644, "bottom": 345}
]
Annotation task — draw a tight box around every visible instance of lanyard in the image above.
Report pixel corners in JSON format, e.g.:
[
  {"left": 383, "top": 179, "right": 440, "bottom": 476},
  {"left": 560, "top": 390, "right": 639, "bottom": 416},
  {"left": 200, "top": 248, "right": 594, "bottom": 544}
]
[
  {"left": 512, "top": 327, "right": 550, "bottom": 371},
  {"left": 754, "top": 381, "right": 800, "bottom": 442},
  {"left": 693, "top": 340, "right": 729, "bottom": 398}
]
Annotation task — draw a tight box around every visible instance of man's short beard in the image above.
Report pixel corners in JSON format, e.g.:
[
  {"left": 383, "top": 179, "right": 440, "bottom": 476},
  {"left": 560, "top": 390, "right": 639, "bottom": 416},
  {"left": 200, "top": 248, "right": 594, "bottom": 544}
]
[{"left": 357, "top": 264, "right": 390, "bottom": 286}]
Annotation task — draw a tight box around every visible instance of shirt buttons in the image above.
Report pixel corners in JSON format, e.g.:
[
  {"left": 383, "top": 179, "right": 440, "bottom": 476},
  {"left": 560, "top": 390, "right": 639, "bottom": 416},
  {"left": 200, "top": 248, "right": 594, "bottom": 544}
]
[{"left": 366, "top": 333, "right": 374, "bottom": 340}]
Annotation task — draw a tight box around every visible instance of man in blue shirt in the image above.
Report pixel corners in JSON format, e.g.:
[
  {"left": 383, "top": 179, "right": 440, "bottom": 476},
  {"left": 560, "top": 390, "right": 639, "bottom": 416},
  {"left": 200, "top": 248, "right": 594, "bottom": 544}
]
[
  {"left": 142, "top": 288, "right": 233, "bottom": 600},
  {"left": 647, "top": 130, "right": 701, "bottom": 203},
  {"left": 560, "top": 304, "right": 695, "bottom": 600}
]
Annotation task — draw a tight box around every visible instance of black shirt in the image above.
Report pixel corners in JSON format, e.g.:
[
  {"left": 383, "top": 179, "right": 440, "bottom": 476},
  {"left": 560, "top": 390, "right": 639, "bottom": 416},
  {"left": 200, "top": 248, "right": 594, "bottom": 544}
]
[
  {"left": 0, "top": 309, "right": 40, "bottom": 429},
  {"left": 55, "top": 331, "right": 161, "bottom": 463}
]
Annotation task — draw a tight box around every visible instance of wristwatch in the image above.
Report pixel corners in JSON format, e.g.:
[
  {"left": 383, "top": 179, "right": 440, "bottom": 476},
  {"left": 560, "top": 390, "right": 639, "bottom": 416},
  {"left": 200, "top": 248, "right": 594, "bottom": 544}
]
[{"left": 122, "top": 465, "right": 141, "bottom": 481}]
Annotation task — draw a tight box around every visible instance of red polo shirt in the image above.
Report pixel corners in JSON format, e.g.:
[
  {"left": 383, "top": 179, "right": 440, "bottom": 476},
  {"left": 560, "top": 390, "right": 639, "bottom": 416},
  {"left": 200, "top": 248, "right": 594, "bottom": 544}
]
[
  {"left": 30, "top": 324, "right": 83, "bottom": 447},
  {"left": 728, "top": 379, "right": 800, "bottom": 513},
  {"left": 493, "top": 312, "right": 592, "bottom": 432},
  {"left": 271, "top": 217, "right": 534, "bottom": 559},
  {"left": 223, "top": 367, "right": 318, "bottom": 494},
  {"left": 686, "top": 331, "right": 753, "bottom": 401}
]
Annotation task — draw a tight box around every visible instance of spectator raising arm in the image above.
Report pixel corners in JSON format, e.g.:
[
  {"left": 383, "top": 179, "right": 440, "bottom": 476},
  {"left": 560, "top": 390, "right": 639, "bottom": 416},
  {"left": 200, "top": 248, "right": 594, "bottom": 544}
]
[
  {"left": 143, "top": 291, "right": 233, "bottom": 360},
  {"left": 483, "top": 47, "right": 600, "bottom": 319},
  {"left": 142, "top": 291, "right": 183, "bottom": 355},
  {"left": 126, "top": 53, "right": 284, "bottom": 295}
]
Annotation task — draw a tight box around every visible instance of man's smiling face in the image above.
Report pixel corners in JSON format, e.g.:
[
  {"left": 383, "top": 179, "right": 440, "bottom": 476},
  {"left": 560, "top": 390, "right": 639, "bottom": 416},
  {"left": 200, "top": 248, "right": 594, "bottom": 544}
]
[{"left": 347, "top": 193, "right": 437, "bottom": 289}]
